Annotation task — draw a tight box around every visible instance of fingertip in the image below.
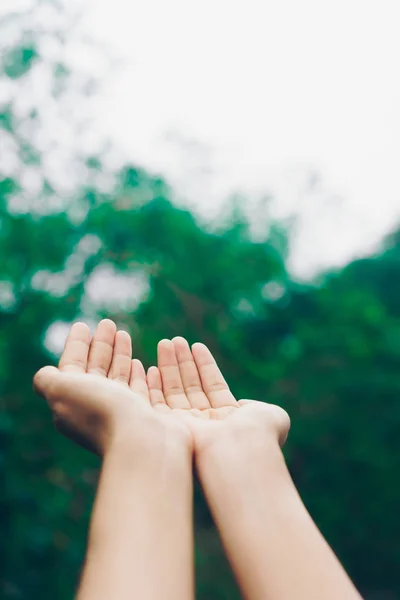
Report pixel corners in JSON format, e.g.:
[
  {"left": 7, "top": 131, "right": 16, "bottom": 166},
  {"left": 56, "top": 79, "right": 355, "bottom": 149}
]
[
  {"left": 115, "top": 329, "right": 132, "bottom": 352},
  {"left": 157, "top": 339, "right": 179, "bottom": 369},
  {"left": 131, "top": 358, "right": 145, "bottom": 376},
  {"left": 158, "top": 338, "right": 172, "bottom": 349},
  {"left": 91, "top": 319, "right": 118, "bottom": 344},
  {"left": 33, "top": 365, "right": 59, "bottom": 394},
  {"left": 191, "top": 342, "right": 206, "bottom": 351},
  {"left": 100, "top": 318, "right": 116, "bottom": 325},
  {"left": 116, "top": 329, "right": 131, "bottom": 339},
  {"left": 191, "top": 342, "right": 215, "bottom": 361},
  {"left": 71, "top": 321, "right": 88, "bottom": 330},
  {"left": 171, "top": 336, "right": 188, "bottom": 345},
  {"left": 69, "top": 322, "right": 91, "bottom": 339},
  {"left": 147, "top": 365, "right": 160, "bottom": 379},
  {"left": 132, "top": 358, "right": 144, "bottom": 368},
  {"left": 98, "top": 318, "right": 117, "bottom": 331},
  {"left": 147, "top": 365, "right": 161, "bottom": 387}
]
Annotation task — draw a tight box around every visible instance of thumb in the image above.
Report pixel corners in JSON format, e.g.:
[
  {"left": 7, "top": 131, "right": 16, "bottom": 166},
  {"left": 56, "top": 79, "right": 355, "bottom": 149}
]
[{"left": 33, "top": 366, "right": 60, "bottom": 399}]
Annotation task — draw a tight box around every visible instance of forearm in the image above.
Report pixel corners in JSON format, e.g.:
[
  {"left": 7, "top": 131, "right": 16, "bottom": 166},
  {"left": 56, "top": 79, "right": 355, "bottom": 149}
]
[
  {"left": 77, "top": 437, "right": 194, "bottom": 600},
  {"left": 198, "top": 436, "right": 362, "bottom": 600}
]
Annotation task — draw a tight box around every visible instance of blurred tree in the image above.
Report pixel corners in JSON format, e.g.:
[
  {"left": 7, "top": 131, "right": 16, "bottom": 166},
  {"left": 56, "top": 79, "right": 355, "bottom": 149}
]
[{"left": 1, "top": 3, "right": 400, "bottom": 600}]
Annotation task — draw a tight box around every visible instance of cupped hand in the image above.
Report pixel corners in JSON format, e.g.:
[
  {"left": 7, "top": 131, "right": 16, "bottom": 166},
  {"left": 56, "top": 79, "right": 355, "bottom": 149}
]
[
  {"left": 33, "top": 320, "right": 290, "bottom": 460},
  {"left": 149, "top": 337, "right": 291, "bottom": 457},
  {"left": 33, "top": 320, "right": 190, "bottom": 456}
]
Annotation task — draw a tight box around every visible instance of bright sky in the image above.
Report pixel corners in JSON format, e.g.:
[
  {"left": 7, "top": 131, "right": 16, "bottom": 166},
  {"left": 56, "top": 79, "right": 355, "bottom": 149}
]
[
  {"left": 3, "top": 0, "right": 400, "bottom": 277},
  {"left": 83, "top": 0, "right": 400, "bottom": 276}
]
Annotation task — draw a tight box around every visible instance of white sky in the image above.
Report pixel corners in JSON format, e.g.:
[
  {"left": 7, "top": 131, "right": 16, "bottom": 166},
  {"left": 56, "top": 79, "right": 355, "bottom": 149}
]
[
  {"left": 3, "top": 0, "right": 400, "bottom": 277},
  {"left": 83, "top": 0, "right": 400, "bottom": 276}
]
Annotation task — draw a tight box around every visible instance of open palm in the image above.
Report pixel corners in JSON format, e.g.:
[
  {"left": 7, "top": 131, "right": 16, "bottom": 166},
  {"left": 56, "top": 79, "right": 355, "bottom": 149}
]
[
  {"left": 52, "top": 319, "right": 289, "bottom": 454},
  {"left": 58, "top": 319, "right": 238, "bottom": 418},
  {"left": 148, "top": 337, "right": 290, "bottom": 452}
]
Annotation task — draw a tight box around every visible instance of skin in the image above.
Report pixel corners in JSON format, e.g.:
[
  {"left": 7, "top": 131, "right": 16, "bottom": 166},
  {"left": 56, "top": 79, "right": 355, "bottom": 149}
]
[
  {"left": 34, "top": 319, "right": 361, "bottom": 600},
  {"left": 151, "top": 336, "right": 361, "bottom": 600},
  {"left": 197, "top": 423, "right": 363, "bottom": 600},
  {"left": 34, "top": 320, "right": 194, "bottom": 600}
]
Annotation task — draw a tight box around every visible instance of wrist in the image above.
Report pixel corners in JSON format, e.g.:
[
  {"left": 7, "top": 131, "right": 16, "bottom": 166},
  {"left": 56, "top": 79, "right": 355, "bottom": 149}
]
[
  {"left": 196, "top": 428, "right": 288, "bottom": 512},
  {"left": 196, "top": 425, "right": 282, "bottom": 475},
  {"left": 195, "top": 430, "right": 293, "bottom": 541},
  {"left": 106, "top": 416, "right": 192, "bottom": 474}
]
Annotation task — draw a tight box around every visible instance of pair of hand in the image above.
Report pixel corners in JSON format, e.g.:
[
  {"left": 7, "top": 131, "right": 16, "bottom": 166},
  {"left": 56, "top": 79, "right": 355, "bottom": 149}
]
[{"left": 34, "top": 319, "right": 290, "bottom": 461}]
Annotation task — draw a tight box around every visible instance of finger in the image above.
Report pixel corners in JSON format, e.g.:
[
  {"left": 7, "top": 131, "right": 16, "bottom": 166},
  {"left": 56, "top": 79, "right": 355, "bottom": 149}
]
[
  {"left": 147, "top": 366, "right": 170, "bottom": 412},
  {"left": 192, "top": 343, "right": 236, "bottom": 408},
  {"left": 172, "top": 337, "right": 210, "bottom": 409},
  {"left": 157, "top": 340, "right": 191, "bottom": 409},
  {"left": 59, "top": 322, "right": 91, "bottom": 373},
  {"left": 87, "top": 319, "right": 117, "bottom": 377},
  {"left": 129, "top": 359, "right": 150, "bottom": 403},
  {"left": 108, "top": 330, "right": 132, "bottom": 385},
  {"left": 33, "top": 365, "right": 60, "bottom": 402}
]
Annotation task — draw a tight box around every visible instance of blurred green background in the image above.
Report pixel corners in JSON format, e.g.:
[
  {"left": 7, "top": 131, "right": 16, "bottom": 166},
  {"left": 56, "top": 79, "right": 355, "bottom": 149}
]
[{"left": 1, "top": 3, "right": 400, "bottom": 599}]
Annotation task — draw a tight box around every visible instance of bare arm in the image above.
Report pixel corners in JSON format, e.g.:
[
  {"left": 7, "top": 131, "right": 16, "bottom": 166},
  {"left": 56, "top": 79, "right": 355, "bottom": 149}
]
[
  {"left": 150, "top": 337, "right": 362, "bottom": 600},
  {"left": 34, "top": 321, "right": 195, "bottom": 600},
  {"left": 77, "top": 434, "right": 193, "bottom": 600},
  {"left": 198, "top": 431, "right": 362, "bottom": 600}
]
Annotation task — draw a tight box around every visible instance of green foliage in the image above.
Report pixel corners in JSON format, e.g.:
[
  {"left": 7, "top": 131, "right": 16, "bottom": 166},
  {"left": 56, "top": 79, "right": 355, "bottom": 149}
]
[
  {"left": 0, "top": 178, "right": 18, "bottom": 200},
  {"left": 1, "top": 5, "right": 400, "bottom": 600},
  {"left": 3, "top": 44, "right": 39, "bottom": 79},
  {"left": 0, "top": 104, "right": 13, "bottom": 132},
  {"left": 2, "top": 175, "right": 400, "bottom": 599}
]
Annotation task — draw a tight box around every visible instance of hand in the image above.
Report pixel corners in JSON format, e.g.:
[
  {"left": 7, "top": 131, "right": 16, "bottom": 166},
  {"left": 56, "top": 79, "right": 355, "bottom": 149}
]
[
  {"left": 149, "top": 337, "right": 290, "bottom": 459},
  {"left": 34, "top": 321, "right": 289, "bottom": 462},
  {"left": 34, "top": 321, "right": 196, "bottom": 600},
  {"left": 33, "top": 320, "right": 190, "bottom": 457}
]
